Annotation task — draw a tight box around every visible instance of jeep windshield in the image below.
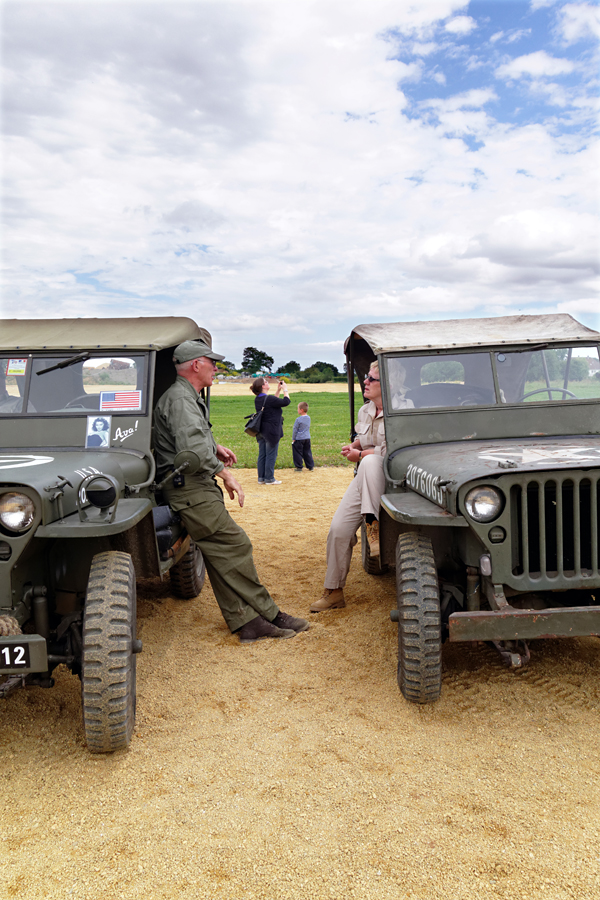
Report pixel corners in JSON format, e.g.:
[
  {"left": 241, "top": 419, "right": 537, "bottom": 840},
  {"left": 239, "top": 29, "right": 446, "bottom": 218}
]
[
  {"left": 0, "top": 353, "right": 148, "bottom": 415},
  {"left": 385, "top": 344, "right": 600, "bottom": 411}
]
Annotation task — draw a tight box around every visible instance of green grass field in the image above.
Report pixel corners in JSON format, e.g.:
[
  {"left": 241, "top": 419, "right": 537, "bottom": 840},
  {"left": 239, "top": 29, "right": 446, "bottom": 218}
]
[
  {"left": 209, "top": 392, "right": 354, "bottom": 468},
  {"left": 521, "top": 380, "right": 600, "bottom": 401}
]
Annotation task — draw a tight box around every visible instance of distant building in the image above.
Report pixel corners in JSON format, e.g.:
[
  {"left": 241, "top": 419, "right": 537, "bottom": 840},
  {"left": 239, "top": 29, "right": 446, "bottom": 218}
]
[{"left": 586, "top": 356, "right": 600, "bottom": 376}]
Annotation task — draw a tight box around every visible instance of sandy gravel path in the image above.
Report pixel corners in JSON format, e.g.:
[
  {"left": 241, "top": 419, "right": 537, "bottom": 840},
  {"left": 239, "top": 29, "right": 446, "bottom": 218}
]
[{"left": 1, "top": 467, "right": 599, "bottom": 900}]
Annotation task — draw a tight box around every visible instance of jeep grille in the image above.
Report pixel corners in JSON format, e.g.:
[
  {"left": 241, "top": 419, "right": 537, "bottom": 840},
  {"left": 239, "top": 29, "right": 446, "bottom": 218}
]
[{"left": 510, "top": 473, "right": 599, "bottom": 587}]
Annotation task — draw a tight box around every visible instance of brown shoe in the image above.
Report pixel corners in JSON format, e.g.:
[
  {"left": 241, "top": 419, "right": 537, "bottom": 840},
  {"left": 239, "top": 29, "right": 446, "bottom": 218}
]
[
  {"left": 272, "top": 611, "right": 310, "bottom": 633},
  {"left": 366, "top": 521, "right": 380, "bottom": 557},
  {"left": 236, "top": 615, "right": 296, "bottom": 643},
  {"left": 310, "top": 588, "right": 345, "bottom": 613}
]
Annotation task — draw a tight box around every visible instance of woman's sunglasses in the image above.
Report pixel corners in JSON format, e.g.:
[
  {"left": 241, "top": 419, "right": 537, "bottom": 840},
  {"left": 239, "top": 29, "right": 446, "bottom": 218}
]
[{"left": 364, "top": 375, "right": 380, "bottom": 383}]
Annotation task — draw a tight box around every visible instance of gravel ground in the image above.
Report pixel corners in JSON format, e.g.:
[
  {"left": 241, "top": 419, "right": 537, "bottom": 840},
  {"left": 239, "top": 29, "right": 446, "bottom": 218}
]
[{"left": 2, "top": 466, "right": 599, "bottom": 900}]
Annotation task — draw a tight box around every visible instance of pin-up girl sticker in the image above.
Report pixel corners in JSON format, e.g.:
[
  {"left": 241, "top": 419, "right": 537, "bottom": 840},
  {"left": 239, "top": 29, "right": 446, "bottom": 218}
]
[{"left": 86, "top": 416, "right": 112, "bottom": 448}]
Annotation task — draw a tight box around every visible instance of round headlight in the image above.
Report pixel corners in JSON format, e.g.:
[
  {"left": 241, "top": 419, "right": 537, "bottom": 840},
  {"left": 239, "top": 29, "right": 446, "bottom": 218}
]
[
  {"left": 85, "top": 476, "right": 117, "bottom": 509},
  {"left": 0, "top": 492, "right": 36, "bottom": 532},
  {"left": 464, "top": 485, "right": 504, "bottom": 523}
]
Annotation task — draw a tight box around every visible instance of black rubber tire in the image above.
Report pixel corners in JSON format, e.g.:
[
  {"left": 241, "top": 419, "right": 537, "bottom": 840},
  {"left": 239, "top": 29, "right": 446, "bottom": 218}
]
[
  {"left": 360, "top": 520, "right": 387, "bottom": 575},
  {"left": 81, "top": 551, "right": 137, "bottom": 753},
  {"left": 395, "top": 533, "right": 442, "bottom": 704},
  {"left": 170, "top": 540, "right": 206, "bottom": 599}
]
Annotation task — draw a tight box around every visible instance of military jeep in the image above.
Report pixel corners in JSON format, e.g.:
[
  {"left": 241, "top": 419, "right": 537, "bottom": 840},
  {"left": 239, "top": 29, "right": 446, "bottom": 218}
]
[
  {"left": 345, "top": 314, "right": 600, "bottom": 703},
  {"left": 0, "top": 317, "right": 210, "bottom": 751}
]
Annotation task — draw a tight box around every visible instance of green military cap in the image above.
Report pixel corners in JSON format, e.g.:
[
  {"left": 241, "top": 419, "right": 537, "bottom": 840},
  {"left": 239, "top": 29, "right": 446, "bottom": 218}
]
[{"left": 173, "top": 339, "right": 225, "bottom": 363}]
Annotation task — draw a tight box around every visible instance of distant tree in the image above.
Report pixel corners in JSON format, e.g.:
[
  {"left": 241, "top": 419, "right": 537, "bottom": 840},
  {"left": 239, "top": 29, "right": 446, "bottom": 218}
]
[
  {"left": 279, "top": 360, "right": 301, "bottom": 374},
  {"left": 216, "top": 360, "right": 237, "bottom": 375},
  {"left": 241, "top": 347, "right": 274, "bottom": 374},
  {"left": 420, "top": 360, "right": 464, "bottom": 384},
  {"left": 568, "top": 358, "right": 588, "bottom": 381},
  {"left": 310, "top": 360, "right": 339, "bottom": 376},
  {"left": 526, "top": 349, "right": 591, "bottom": 384},
  {"left": 301, "top": 365, "right": 336, "bottom": 383}
]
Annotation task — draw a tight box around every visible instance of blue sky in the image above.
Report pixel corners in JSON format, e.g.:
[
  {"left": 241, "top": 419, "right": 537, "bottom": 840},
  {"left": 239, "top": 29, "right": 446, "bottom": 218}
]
[
  {"left": 395, "top": 1, "right": 597, "bottom": 129},
  {"left": 1, "top": 0, "right": 598, "bottom": 369}
]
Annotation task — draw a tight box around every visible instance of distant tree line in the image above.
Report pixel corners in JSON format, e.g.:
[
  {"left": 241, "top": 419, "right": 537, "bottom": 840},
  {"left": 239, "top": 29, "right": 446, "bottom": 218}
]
[{"left": 215, "top": 347, "right": 347, "bottom": 382}]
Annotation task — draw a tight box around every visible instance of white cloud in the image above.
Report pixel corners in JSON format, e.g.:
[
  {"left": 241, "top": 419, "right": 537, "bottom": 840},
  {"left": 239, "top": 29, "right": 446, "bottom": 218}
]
[
  {"left": 407, "top": 41, "right": 439, "bottom": 56},
  {"left": 495, "top": 50, "right": 576, "bottom": 80},
  {"left": 419, "top": 88, "right": 498, "bottom": 112},
  {"left": 557, "top": 2, "right": 600, "bottom": 42},
  {"left": 490, "top": 29, "right": 532, "bottom": 45},
  {"left": 444, "top": 16, "right": 476, "bottom": 35},
  {"left": 529, "top": 0, "right": 560, "bottom": 10},
  {"left": 1, "top": 0, "right": 598, "bottom": 367}
]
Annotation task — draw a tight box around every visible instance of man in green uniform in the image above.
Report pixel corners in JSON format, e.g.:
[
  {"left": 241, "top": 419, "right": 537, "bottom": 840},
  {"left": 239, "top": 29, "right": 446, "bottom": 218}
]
[{"left": 154, "top": 339, "right": 309, "bottom": 643}]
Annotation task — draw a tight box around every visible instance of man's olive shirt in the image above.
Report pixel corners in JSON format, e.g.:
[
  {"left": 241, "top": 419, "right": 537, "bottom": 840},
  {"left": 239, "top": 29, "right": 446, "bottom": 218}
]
[{"left": 153, "top": 376, "right": 224, "bottom": 479}]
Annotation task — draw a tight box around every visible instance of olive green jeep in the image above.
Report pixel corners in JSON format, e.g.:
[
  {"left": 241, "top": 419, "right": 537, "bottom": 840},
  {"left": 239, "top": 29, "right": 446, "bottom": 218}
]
[
  {"left": 0, "top": 317, "right": 210, "bottom": 751},
  {"left": 346, "top": 314, "right": 600, "bottom": 703}
]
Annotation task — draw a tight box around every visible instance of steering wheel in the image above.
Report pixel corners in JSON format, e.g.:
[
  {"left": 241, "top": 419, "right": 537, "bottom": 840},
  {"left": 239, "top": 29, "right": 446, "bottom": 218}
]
[
  {"left": 65, "top": 394, "right": 95, "bottom": 408},
  {"left": 521, "top": 387, "right": 577, "bottom": 401},
  {"left": 459, "top": 387, "right": 494, "bottom": 407}
]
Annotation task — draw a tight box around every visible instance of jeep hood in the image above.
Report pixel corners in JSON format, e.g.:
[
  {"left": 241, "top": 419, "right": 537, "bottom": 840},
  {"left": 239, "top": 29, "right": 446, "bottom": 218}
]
[{"left": 389, "top": 435, "right": 600, "bottom": 508}]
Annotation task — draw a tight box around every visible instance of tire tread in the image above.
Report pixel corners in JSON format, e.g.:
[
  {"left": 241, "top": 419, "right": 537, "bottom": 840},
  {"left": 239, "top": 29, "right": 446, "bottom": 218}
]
[
  {"left": 170, "top": 541, "right": 206, "bottom": 599},
  {"left": 395, "top": 533, "right": 442, "bottom": 704},
  {"left": 82, "top": 551, "right": 136, "bottom": 753}
]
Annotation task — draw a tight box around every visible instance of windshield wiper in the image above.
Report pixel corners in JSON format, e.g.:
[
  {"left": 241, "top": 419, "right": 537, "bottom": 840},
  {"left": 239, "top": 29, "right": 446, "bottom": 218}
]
[
  {"left": 37, "top": 352, "right": 90, "bottom": 376},
  {"left": 511, "top": 343, "right": 549, "bottom": 354}
]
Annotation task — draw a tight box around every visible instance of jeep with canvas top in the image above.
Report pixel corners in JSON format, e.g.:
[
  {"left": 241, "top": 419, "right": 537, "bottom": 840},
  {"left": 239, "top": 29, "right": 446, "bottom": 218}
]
[
  {"left": 345, "top": 314, "right": 600, "bottom": 703},
  {"left": 0, "top": 317, "right": 211, "bottom": 751}
]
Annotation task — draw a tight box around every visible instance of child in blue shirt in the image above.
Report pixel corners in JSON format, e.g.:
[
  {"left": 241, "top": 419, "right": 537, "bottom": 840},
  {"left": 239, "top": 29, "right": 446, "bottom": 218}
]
[{"left": 292, "top": 402, "right": 314, "bottom": 472}]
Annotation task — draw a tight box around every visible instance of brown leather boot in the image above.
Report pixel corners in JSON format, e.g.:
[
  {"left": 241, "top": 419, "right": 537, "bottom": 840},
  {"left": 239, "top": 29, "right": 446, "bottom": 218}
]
[
  {"left": 310, "top": 588, "right": 345, "bottom": 613},
  {"left": 366, "top": 521, "right": 380, "bottom": 557}
]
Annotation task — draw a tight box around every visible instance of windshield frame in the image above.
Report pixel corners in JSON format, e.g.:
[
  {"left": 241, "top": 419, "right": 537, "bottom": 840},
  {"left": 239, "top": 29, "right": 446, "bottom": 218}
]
[
  {"left": 0, "top": 351, "right": 150, "bottom": 417},
  {"left": 381, "top": 343, "right": 600, "bottom": 415}
]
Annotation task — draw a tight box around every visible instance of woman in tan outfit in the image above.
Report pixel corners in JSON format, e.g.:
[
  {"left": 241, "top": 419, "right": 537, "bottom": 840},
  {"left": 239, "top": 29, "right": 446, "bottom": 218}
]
[{"left": 310, "top": 361, "right": 413, "bottom": 612}]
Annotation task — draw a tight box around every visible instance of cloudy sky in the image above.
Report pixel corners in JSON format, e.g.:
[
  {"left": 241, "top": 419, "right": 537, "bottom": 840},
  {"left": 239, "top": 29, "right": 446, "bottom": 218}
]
[{"left": 2, "top": 0, "right": 599, "bottom": 369}]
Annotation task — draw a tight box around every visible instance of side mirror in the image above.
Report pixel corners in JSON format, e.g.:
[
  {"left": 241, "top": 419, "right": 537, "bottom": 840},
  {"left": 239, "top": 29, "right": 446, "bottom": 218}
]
[{"left": 173, "top": 449, "right": 201, "bottom": 475}]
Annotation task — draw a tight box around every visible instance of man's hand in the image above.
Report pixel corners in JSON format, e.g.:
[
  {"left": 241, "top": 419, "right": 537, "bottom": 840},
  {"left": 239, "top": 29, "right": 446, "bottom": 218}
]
[
  {"left": 217, "top": 468, "right": 245, "bottom": 507},
  {"left": 216, "top": 444, "right": 237, "bottom": 467},
  {"left": 342, "top": 447, "right": 361, "bottom": 463}
]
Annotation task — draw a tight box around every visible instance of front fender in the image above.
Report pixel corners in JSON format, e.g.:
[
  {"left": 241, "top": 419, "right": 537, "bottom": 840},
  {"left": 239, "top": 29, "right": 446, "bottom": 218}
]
[{"left": 34, "top": 499, "right": 153, "bottom": 537}]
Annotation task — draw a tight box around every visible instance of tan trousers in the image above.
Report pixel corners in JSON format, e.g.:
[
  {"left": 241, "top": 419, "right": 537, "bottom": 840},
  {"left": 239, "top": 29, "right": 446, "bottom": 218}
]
[{"left": 324, "top": 454, "right": 385, "bottom": 589}]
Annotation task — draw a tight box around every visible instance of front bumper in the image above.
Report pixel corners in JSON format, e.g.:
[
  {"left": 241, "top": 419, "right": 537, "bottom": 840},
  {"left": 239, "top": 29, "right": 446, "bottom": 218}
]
[
  {"left": 448, "top": 606, "right": 600, "bottom": 642},
  {"left": 0, "top": 634, "right": 48, "bottom": 674}
]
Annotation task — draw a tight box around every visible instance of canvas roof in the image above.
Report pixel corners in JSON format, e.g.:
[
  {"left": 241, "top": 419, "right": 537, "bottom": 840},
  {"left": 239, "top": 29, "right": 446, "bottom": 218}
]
[
  {"left": 0, "top": 317, "right": 211, "bottom": 352},
  {"left": 346, "top": 314, "right": 600, "bottom": 354}
]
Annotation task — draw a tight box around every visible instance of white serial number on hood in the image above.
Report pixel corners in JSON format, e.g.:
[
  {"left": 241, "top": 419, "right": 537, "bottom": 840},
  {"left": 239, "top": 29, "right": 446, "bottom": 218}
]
[{"left": 406, "top": 464, "right": 444, "bottom": 505}]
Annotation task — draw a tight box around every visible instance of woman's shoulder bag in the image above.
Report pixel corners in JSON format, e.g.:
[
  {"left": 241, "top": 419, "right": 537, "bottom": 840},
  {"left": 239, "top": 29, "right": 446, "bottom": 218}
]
[{"left": 244, "top": 395, "right": 267, "bottom": 437}]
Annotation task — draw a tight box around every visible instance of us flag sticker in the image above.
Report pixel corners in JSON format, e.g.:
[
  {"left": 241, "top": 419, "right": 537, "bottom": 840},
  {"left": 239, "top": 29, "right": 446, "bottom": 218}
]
[{"left": 100, "top": 390, "right": 142, "bottom": 411}]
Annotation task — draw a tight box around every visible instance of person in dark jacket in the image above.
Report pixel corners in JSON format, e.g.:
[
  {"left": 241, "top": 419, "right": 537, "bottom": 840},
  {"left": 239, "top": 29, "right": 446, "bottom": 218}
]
[{"left": 250, "top": 376, "right": 290, "bottom": 485}]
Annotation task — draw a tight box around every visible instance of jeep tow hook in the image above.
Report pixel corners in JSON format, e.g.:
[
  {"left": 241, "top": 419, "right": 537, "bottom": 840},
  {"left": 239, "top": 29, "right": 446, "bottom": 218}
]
[
  {"left": 489, "top": 639, "right": 530, "bottom": 669},
  {"left": 0, "top": 675, "right": 27, "bottom": 698}
]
